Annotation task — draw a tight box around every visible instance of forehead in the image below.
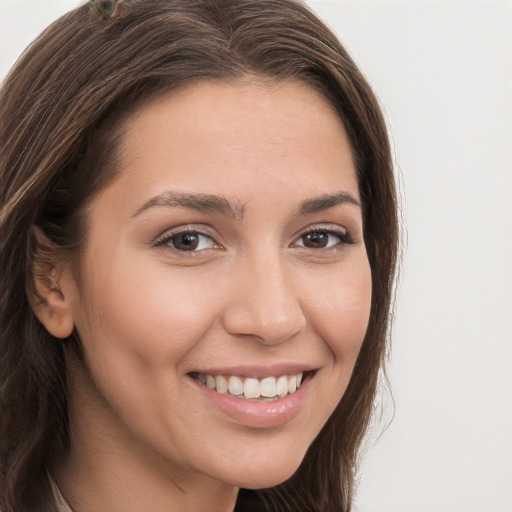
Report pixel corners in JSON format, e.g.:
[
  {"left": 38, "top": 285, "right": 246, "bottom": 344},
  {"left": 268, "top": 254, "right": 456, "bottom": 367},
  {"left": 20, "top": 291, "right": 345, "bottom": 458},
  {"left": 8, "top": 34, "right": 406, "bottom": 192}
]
[
  {"left": 86, "top": 79, "right": 360, "bottom": 233},
  {"left": 116, "top": 78, "right": 357, "bottom": 194}
]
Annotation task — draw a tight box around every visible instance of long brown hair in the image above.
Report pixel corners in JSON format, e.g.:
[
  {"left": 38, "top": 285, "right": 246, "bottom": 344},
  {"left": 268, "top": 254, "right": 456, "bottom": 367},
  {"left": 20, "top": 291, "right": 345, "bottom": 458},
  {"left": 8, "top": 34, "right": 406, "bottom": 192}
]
[{"left": 0, "top": 1, "right": 398, "bottom": 510}]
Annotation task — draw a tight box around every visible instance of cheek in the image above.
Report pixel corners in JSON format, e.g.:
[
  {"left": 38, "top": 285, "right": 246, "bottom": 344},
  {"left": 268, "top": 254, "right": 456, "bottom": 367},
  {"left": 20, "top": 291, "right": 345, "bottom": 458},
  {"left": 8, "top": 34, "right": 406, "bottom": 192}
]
[
  {"left": 73, "top": 256, "right": 225, "bottom": 387},
  {"left": 70, "top": 262, "right": 226, "bottom": 444},
  {"left": 309, "top": 258, "right": 372, "bottom": 362}
]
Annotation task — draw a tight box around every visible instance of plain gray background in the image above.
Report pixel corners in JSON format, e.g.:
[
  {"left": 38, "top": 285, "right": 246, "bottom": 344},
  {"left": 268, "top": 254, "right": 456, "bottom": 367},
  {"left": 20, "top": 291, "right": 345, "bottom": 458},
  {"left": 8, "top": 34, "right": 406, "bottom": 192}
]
[{"left": 1, "top": 1, "right": 511, "bottom": 510}]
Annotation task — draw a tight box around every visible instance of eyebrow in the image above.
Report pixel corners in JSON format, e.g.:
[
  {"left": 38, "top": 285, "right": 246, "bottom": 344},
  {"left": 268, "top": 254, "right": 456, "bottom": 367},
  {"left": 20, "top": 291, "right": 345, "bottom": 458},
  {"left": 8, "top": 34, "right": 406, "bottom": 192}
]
[
  {"left": 297, "top": 192, "right": 361, "bottom": 215},
  {"left": 134, "top": 191, "right": 245, "bottom": 219},
  {"left": 134, "top": 190, "right": 360, "bottom": 220}
]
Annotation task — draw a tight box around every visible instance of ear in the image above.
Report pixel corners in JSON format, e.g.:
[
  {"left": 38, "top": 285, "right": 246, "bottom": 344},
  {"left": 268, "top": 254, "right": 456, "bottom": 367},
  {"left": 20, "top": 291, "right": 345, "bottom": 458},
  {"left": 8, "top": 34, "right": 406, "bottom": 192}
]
[
  {"left": 31, "top": 265, "right": 75, "bottom": 339},
  {"left": 28, "top": 227, "right": 76, "bottom": 339}
]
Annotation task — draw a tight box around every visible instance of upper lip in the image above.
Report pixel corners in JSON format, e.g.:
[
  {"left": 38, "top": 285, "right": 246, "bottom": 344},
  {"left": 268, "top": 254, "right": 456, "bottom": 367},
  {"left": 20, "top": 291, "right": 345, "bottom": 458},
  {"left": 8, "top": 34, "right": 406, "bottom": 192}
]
[{"left": 188, "top": 363, "right": 318, "bottom": 378}]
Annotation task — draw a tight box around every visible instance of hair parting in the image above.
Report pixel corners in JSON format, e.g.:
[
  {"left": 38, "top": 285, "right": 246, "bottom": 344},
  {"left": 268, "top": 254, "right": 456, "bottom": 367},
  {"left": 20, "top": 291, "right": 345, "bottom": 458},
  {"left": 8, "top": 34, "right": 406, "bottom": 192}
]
[{"left": 89, "top": 0, "right": 124, "bottom": 20}]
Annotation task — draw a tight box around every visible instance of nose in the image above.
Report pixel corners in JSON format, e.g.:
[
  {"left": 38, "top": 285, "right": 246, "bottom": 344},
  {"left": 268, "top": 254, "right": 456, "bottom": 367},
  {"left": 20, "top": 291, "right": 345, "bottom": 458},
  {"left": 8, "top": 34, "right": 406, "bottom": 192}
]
[{"left": 221, "top": 250, "right": 307, "bottom": 345}]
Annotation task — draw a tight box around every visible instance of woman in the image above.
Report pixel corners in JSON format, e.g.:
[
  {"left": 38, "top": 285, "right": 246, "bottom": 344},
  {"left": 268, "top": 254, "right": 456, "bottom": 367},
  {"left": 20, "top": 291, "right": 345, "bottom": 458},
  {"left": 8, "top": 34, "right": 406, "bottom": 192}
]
[{"left": 0, "top": 0, "right": 398, "bottom": 511}]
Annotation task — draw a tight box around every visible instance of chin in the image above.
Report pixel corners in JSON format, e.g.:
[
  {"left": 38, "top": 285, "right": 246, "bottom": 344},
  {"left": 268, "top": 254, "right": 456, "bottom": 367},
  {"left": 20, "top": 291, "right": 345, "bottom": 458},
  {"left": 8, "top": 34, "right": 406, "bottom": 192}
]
[
  {"left": 237, "top": 471, "right": 298, "bottom": 491},
  {"left": 230, "top": 470, "right": 299, "bottom": 491},
  {"left": 213, "top": 448, "right": 307, "bottom": 490}
]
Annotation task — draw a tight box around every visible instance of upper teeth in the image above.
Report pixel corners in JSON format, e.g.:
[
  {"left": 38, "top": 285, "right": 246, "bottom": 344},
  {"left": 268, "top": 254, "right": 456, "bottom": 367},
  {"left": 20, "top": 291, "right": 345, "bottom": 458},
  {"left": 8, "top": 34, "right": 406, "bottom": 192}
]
[{"left": 193, "top": 372, "right": 304, "bottom": 401}]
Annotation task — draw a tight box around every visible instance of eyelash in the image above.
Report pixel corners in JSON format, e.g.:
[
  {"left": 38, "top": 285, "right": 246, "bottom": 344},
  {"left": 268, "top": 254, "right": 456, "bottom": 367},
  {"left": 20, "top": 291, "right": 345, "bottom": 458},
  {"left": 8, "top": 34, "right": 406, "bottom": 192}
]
[
  {"left": 154, "top": 226, "right": 355, "bottom": 254},
  {"left": 293, "top": 227, "right": 356, "bottom": 250},
  {"left": 155, "top": 228, "right": 219, "bottom": 254}
]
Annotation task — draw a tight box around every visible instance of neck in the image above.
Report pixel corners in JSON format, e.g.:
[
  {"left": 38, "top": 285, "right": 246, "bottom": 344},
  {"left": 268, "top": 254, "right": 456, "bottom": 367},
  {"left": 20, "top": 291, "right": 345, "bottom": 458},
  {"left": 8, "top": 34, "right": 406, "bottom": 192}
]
[
  {"left": 54, "top": 360, "right": 239, "bottom": 512},
  {"left": 53, "top": 456, "right": 238, "bottom": 512}
]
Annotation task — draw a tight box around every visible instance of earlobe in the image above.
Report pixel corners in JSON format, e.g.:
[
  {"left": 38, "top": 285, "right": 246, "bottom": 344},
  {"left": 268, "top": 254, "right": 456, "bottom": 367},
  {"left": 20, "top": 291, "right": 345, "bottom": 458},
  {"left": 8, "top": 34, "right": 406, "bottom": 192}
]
[{"left": 30, "top": 267, "right": 75, "bottom": 340}]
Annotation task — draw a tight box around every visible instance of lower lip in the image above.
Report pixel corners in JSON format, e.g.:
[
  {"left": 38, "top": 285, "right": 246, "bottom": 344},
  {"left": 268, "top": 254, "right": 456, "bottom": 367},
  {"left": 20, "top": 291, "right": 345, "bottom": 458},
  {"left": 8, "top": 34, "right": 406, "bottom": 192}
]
[{"left": 189, "top": 375, "right": 311, "bottom": 428}]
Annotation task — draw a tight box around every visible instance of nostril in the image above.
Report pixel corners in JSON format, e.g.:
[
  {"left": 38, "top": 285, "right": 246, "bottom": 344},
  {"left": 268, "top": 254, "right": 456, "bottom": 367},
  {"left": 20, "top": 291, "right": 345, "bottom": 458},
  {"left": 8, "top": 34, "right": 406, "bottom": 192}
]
[{"left": 221, "top": 261, "right": 306, "bottom": 344}]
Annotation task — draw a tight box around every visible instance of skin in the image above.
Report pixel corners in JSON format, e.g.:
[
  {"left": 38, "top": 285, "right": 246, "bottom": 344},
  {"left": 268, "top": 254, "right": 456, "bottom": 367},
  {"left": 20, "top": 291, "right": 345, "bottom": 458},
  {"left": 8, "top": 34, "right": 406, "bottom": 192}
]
[{"left": 36, "top": 79, "right": 372, "bottom": 512}]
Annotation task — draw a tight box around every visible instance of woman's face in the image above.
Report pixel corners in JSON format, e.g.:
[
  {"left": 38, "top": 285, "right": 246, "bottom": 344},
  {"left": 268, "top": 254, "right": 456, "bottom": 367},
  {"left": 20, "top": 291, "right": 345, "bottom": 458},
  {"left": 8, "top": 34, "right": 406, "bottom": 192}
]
[{"left": 64, "top": 80, "right": 372, "bottom": 492}]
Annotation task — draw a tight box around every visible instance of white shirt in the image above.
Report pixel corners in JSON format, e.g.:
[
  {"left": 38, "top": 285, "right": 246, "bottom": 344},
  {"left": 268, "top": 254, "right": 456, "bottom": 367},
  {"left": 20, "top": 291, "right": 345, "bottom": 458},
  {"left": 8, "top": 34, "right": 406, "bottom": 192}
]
[{"left": 49, "top": 476, "right": 74, "bottom": 512}]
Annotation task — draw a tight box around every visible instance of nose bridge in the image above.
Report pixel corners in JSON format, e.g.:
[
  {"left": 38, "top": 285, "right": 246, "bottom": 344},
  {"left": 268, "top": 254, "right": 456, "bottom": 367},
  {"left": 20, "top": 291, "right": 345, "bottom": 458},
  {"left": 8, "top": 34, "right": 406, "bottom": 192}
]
[{"left": 222, "top": 245, "right": 306, "bottom": 344}]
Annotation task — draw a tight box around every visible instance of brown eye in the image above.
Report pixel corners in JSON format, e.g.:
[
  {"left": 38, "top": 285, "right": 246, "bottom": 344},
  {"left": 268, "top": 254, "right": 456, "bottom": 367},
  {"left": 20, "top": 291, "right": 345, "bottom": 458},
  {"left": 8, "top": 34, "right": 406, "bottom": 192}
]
[
  {"left": 294, "top": 229, "right": 354, "bottom": 250},
  {"left": 302, "top": 232, "right": 330, "bottom": 248},
  {"left": 157, "top": 231, "right": 217, "bottom": 252},
  {"left": 172, "top": 233, "right": 201, "bottom": 251}
]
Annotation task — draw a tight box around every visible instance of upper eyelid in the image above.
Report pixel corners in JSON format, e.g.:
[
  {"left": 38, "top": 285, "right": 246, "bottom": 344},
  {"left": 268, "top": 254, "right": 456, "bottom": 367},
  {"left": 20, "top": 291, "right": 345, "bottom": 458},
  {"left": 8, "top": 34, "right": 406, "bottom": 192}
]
[
  {"left": 154, "top": 224, "right": 216, "bottom": 240},
  {"left": 291, "top": 223, "right": 351, "bottom": 240},
  {"left": 299, "top": 225, "right": 348, "bottom": 235}
]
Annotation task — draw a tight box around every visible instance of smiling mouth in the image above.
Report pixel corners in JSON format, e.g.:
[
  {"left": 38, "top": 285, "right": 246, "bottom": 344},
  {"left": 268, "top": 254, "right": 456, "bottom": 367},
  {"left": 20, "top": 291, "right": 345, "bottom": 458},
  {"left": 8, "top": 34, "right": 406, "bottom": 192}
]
[{"left": 189, "top": 372, "right": 307, "bottom": 401}]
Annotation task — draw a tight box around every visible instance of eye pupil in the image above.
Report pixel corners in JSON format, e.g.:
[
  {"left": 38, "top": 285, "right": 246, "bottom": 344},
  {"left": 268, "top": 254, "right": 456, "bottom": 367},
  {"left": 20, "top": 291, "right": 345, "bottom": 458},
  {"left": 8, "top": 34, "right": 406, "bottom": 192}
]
[
  {"left": 174, "top": 233, "right": 199, "bottom": 251},
  {"left": 303, "top": 232, "right": 328, "bottom": 248}
]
